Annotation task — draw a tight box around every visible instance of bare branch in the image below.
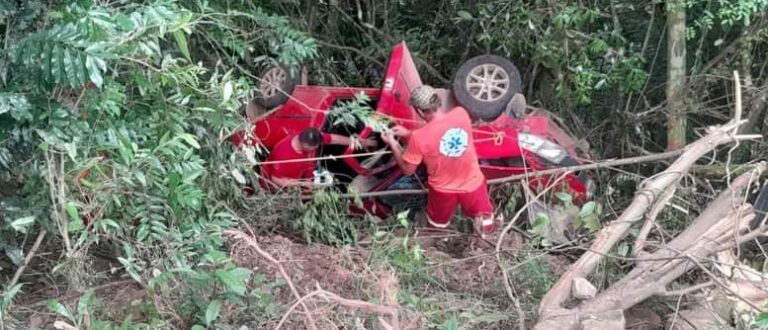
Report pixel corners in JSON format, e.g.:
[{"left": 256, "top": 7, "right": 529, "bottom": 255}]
[
  {"left": 8, "top": 230, "right": 47, "bottom": 289},
  {"left": 223, "top": 230, "right": 319, "bottom": 330},
  {"left": 661, "top": 281, "right": 716, "bottom": 296}
]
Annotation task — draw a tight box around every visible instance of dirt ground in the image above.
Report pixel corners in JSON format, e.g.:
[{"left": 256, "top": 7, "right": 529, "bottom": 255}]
[
  {"left": 228, "top": 231, "right": 541, "bottom": 329},
  {"left": 9, "top": 230, "right": 666, "bottom": 329},
  {"left": 228, "top": 231, "right": 667, "bottom": 330}
]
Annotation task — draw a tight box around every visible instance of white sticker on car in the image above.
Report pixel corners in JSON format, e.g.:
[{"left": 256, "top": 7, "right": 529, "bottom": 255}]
[{"left": 383, "top": 78, "right": 394, "bottom": 91}]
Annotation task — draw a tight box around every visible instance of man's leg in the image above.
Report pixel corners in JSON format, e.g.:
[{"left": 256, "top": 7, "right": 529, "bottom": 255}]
[
  {"left": 459, "top": 181, "right": 495, "bottom": 238},
  {"left": 425, "top": 187, "right": 458, "bottom": 229}
]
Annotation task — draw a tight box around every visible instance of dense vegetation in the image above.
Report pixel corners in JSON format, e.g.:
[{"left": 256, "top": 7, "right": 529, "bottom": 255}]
[{"left": 1, "top": 0, "right": 768, "bottom": 329}]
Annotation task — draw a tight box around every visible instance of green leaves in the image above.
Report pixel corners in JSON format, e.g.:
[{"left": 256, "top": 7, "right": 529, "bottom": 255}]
[
  {"left": 13, "top": 2, "right": 197, "bottom": 90},
  {"left": 215, "top": 267, "right": 252, "bottom": 295},
  {"left": 47, "top": 299, "right": 75, "bottom": 322},
  {"left": 173, "top": 30, "right": 192, "bottom": 61},
  {"left": 178, "top": 133, "right": 201, "bottom": 149},
  {"left": 296, "top": 189, "right": 359, "bottom": 246},
  {"left": 15, "top": 24, "right": 97, "bottom": 88},
  {"left": 575, "top": 201, "right": 602, "bottom": 232},
  {"left": 0, "top": 93, "right": 32, "bottom": 122},
  {"left": 221, "top": 81, "right": 234, "bottom": 104},
  {"left": 555, "top": 192, "right": 573, "bottom": 207},
  {"left": 1, "top": 2, "right": 283, "bottom": 328},
  {"left": 65, "top": 202, "right": 85, "bottom": 233},
  {"left": 10, "top": 216, "right": 35, "bottom": 233},
  {"left": 756, "top": 311, "right": 768, "bottom": 327},
  {"left": 1, "top": 284, "right": 24, "bottom": 308},
  {"left": 456, "top": 10, "right": 473, "bottom": 21},
  {"left": 530, "top": 212, "right": 550, "bottom": 236},
  {"left": 46, "top": 291, "right": 95, "bottom": 329},
  {"left": 85, "top": 55, "right": 106, "bottom": 87},
  {"left": 204, "top": 300, "right": 221, "bottom": 326}
]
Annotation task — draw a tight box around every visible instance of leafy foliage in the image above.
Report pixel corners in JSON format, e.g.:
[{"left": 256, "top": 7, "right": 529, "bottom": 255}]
[
  {"left": 0, "top": 0, "right": 315, "bottom": 327},
  {"left": 295, "top": 189, "right": 363, "bottom": 246},
  {"left": 0, "top": 284, "right": 24, "bottom": 329},
  {"left": 3, "top": 0, "right": 768, "bottom": 328}
]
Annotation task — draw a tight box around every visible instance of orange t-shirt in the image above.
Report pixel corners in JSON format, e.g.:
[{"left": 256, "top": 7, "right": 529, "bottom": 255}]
[{"left": 402, "top": 107, "right": 484, "bottom": 193}]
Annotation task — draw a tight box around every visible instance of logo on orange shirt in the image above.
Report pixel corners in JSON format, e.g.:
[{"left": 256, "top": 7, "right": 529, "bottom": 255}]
[{"left": 439, "top": 128, "right": 469, "bottom": 157}]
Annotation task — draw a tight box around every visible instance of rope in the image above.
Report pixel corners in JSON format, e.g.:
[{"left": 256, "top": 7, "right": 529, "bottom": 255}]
[
  {"left": 248, "top": 149, "right": 687, "bottom": 201},
  {"left": 251, "top": 131, "right": 506, "bottom": 167},
  {"left": 474, "top": 131, "right": 506, "bottom": 145},
  {"left": 251, "top": 150, "right": 391, "bottom": 166}
]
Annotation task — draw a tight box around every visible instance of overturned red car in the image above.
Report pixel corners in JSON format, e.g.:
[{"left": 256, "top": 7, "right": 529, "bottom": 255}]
[{"left": 231, "top": 42, "right": 595, "bottom": 217}]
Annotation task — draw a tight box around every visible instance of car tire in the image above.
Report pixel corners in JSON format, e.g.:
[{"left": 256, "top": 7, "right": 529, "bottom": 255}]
[
  {"left": 254, "top": 65, "right": 300, "bottom": 109},
  {"left": 452, "top": 55, "right": 522, "bottom": 122}
]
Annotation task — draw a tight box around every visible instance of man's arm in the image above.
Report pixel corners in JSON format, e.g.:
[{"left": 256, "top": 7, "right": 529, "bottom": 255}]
[
  {"left": 326, "top": 134, "right": 377, "bottom": 149},
  {"left": 381, "top": 134, "right": 418, "bottom": 176},
  {"left": 390, "top": 143, "right": 418, "bottom": 176},
  {"left": 271, "top": 176, "right": 314, "bottom": 188},
  {"left": 327, "top": 134, "right": 350, "bottom": 145}
]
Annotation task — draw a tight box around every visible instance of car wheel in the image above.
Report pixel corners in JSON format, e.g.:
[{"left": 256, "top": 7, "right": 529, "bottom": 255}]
[
  {"left": 254, "top": 65, "right": 300, "bottom": 109},
  {"left": 452, "top": 55, "right": 522, "bottom": 122}
]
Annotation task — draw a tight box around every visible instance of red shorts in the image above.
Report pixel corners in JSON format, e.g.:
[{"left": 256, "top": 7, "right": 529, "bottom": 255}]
[{"left": 426, "top": 180, "right": 493, "bottom": 228}]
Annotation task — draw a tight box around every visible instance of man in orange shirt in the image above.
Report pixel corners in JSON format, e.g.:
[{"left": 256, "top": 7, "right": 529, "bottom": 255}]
[{"left": 381, "top": 85, "right": 495, "bottom": 237}]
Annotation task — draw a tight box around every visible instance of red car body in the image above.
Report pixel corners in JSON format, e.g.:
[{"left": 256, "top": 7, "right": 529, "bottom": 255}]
[{"left": 232, "top": 42, "right": 594, "bottom": 218}]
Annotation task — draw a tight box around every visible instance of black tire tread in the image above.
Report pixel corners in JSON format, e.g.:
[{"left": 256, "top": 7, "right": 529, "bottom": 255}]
[
  {"left": 452, "top": 55, "right": 522, "bottom": 122},
  {"left": 254, "top": 65, "right": 300, "bottom": 108}
]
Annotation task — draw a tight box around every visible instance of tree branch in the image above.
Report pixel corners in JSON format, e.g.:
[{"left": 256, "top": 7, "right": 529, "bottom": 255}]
[
  {"left": 537, "top": 119, "right": 754, "bottom": 317},
  {"left": 8, "top": 230, "right": 47, "bottom": 289}
]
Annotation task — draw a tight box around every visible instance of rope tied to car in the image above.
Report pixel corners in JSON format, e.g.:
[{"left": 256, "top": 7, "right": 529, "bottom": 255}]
[
  {"left": 240, "top": 129, "right": 505, "bottom": 167},
  {"left": 246, "top": 150, "right": 392, "bottom": 166},
  {"left": 472, "top": 130, "right": 506, "bottom": 146}
]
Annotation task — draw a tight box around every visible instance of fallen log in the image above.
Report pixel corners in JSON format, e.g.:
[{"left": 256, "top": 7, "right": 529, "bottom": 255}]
[
  {"left": 533, "top": 162, "right": 765, "bottom": 330},
  {"left": 535, "top": 118, "right": 758, "bottom": 320}
]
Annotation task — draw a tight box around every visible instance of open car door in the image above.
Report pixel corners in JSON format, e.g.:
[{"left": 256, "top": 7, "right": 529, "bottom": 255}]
[
  {"left": 375, "top": 41, "right": 424, "bottom": 129},
  {"left": 342, "top": 42, "right": 424, "bottom": 175}
]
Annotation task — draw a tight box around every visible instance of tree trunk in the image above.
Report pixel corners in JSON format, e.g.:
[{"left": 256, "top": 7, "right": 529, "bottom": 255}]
[{"left": 666, "top": 0, "right": 687, "bottom": 150}]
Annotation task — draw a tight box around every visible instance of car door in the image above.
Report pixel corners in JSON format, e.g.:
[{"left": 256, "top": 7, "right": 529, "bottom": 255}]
[
  {"left": 375, "top": 41, "right": 424, "bottom": 129},
  {"left": 341, "top": 42, "right": 425, "bottom": 175}
]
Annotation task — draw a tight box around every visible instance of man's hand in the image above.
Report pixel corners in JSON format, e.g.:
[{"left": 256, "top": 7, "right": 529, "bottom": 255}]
[
  {"left": 390, "top": 125, "right": 411, "bottom": 137},
  {"left": 349, "top": 136, "right": 378, "bottom": 150},
  {"left": 359, "top": 137, "right": 378, "bottom": 149},
  {"left": 381, "top": 132, "right": 399, "bottom": 148}
]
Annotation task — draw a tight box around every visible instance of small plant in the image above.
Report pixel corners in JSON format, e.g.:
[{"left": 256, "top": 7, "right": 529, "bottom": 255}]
[
  {"left": 0, "top": 284, "right": 23, "bottom": 330},
  {"left": 528, "top": 191, "right": 603, "bottom": 246},
  {"left": 755, "top": 310, "right": 768, "bottom": 329},
  {"left": 510, "top": 249, "right": 557, "bottom": 300},
  {"left": 294, "top": 188, "right": 361, "bottom": 246},
  {"left": 47, "top": 290, "right": 96, "bottom": 330},
  {"left": 148, "top": 249, "right": 282, "bottom": 329},
  {"left": 573, "top": 200, "right": 602, "bottom": 232},
  {"left": 388, "top": 211, "right": 425, "bottom": 272}
]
